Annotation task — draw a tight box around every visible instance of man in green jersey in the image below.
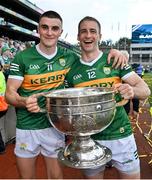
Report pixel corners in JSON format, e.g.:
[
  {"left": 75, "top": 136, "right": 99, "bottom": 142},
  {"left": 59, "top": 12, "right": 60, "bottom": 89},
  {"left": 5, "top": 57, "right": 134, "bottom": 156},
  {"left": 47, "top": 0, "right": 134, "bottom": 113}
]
[
  {"left": 5, "top": 11, "right": 130, "bottom": 179},
  {"left": 65, "top": 16, "right": 151, "bottom": 179}
]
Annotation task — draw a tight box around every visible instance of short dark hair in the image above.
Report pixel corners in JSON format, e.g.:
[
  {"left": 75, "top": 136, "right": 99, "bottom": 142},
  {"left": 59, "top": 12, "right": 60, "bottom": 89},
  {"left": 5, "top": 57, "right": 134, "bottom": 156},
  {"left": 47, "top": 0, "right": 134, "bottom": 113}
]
[
  {"left": 39, "top": 10, "right": 63, "bottom": 23},
  {"left": 78, "top": 16, "right": 101, "bottom": 34}
]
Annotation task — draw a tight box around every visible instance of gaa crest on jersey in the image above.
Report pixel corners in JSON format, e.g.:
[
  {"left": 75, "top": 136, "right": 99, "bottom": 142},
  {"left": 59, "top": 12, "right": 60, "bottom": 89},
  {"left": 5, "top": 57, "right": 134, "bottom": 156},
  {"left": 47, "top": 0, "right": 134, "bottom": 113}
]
[
  {"left": 59, "top": 58, "right": 66, "bottom": 67},
  {"left": 103, "top": 66, "right": 111, "bottom": 75}
]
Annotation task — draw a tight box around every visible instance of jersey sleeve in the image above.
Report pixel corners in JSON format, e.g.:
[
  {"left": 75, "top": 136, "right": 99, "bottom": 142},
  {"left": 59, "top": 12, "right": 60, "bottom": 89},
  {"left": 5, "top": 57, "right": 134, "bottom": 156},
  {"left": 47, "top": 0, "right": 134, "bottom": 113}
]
[
  {"left": 120, "top": 64, "right": 133, "bottom": 80},
  {"left": 9, "top": 52, "right": 24, "bottom": 80}
]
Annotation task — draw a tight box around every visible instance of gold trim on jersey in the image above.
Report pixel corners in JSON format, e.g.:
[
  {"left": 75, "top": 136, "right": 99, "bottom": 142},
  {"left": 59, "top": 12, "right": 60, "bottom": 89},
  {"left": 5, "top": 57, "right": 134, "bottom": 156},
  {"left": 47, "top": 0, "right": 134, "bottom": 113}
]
[
  {"left": 21, "top": 68, "right": 70, "bottom": 90},
  {"left": 74, "top": 77, "right": 121, "bottom": 88}
]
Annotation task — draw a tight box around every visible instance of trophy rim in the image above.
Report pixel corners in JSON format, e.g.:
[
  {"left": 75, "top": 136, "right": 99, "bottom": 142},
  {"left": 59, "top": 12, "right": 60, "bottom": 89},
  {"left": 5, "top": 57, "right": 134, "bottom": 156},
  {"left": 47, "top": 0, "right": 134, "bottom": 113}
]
[{"left": 44, "top": 87, "right": 115, "bottom": 99}]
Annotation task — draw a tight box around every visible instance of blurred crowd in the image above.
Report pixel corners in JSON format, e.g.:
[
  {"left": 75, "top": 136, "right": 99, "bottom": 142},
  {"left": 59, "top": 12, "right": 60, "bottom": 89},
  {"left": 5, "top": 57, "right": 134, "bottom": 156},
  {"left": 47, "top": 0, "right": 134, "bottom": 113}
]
[
  {"left": 0, "top": 36, "right": 34, "bottom": 154},
  {"left": 0, "top": 36, "right": 34, "bottom": 81}
]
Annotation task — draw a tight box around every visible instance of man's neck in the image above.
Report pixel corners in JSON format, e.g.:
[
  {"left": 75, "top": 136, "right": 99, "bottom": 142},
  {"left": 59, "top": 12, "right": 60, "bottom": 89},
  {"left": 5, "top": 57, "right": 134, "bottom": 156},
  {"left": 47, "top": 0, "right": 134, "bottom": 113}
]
[
  {"left": 38, "top": 43, "right": 56, "bottom": 55},
  {"left": 36, "top": 44, "right": 57, "bottom": 59},
  {"left": 81, "top": 49, "right": 101, "bottom": 62}
]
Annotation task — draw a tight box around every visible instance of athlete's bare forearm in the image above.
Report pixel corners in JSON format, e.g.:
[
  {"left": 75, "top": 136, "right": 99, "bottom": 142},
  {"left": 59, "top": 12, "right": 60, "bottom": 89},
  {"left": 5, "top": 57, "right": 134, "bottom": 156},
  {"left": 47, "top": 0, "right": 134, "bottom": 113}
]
[{"left": 5, "top": 78, "right": 26, "bottom": 107}]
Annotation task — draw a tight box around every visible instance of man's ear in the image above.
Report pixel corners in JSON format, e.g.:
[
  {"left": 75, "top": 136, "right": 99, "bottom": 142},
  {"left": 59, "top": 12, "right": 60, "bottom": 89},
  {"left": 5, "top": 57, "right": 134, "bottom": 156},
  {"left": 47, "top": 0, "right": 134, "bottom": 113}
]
[
  {"left": 98, "top": 33, "right": 102, "bottom": 45},
  {"left": 60, "top": 29, "right": 63, "bottom": 35}
]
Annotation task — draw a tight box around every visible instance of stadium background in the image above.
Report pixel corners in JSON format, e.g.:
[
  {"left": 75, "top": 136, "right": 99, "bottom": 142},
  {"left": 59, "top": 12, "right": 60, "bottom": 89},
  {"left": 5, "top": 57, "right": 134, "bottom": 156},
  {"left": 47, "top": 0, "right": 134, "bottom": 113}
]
[
  {"left": 1, "top": 0, "right": 152, "bottom": 68},
  {"left": 0, "top": 0, "right": 80, "bottom": 54}
]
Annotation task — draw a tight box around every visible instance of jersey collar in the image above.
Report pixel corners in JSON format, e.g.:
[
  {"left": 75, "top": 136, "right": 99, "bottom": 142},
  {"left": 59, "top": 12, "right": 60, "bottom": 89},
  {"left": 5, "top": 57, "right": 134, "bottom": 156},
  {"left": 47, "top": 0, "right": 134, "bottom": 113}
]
[
  {"left": 80, "top": 51, "right": 103, "bottom": 66},
  {"left": 36, "top": 44, "right": 57, "bottom": 60}
]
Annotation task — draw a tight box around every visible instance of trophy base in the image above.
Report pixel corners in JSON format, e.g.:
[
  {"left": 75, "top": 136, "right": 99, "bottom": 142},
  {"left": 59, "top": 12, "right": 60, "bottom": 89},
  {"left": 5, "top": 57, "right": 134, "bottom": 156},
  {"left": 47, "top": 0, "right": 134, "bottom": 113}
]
[{"left": 58, "top": 145, "right": 112, "bottom": 169}]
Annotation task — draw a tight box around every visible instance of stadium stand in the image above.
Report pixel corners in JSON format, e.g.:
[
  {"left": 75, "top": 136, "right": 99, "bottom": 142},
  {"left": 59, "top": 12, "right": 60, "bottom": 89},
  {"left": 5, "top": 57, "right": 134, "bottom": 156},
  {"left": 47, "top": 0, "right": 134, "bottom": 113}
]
[
  {"left": 0, "top": 0, "right": 80, "bottom": 54},
  {"left": 0, "top": 0, "right": 41, "bottom": 41}
]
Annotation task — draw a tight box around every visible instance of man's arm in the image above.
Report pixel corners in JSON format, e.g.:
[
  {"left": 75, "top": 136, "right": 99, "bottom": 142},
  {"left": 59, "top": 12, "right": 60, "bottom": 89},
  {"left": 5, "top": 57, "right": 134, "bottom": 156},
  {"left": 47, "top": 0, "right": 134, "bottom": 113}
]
[
  {"left": 115, "top": 72, "right": 151, "bottom": 100},
  {"left": 107, "top": 49, "right": 128, "bottom": 69},
  {"left": 5, "top": 78, "right": 41, "bottom": 112},
  {"left": 5, "top": 78, "right": 26, "bottom": 107}
]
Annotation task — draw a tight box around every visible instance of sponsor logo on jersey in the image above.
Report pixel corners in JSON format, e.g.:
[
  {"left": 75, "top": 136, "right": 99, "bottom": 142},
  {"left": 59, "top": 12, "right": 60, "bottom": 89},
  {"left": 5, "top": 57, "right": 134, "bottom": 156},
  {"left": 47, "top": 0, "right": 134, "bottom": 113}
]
[
  {"left": 103, "top": 66, "right": 111, "bottom": 75},
  {"left": 59, "top": 58, "right": 66, "bottom": 67},
  {"left": 30, "top": 74, "right": 64, "bottom": 84},
  {"left": 29, "top": 64, "right": 40, "bottom": 69},
  {"left": 74, "top": 77, "right": 121, "bottom": 88},
  {"left": 21, "top": 68, "right": 70, "bottom": 90}
]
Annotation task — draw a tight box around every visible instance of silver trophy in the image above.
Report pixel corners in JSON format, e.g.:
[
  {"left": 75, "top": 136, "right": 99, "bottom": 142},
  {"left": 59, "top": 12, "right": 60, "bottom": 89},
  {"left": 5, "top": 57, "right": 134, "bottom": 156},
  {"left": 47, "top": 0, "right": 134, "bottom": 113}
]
[{"left": 44, "top": 87, "right": 125, "bottom": 169}]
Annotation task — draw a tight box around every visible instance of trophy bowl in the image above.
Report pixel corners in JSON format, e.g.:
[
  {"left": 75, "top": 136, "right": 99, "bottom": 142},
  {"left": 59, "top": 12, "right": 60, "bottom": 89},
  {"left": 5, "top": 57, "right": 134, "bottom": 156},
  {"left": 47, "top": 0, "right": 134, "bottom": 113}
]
[{"left": 44, "top": 87, "right": 117, "bottom": 169}]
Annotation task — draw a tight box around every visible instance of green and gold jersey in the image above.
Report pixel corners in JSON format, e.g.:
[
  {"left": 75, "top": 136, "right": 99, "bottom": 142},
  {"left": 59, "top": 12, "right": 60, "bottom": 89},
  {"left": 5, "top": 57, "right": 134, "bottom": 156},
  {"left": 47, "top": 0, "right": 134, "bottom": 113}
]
[
  {"left": 65, "top": 52, "right": 133, "bottom": 140},
  {"left": 9, "top": 46, "right": 79, "bottom": 130}
]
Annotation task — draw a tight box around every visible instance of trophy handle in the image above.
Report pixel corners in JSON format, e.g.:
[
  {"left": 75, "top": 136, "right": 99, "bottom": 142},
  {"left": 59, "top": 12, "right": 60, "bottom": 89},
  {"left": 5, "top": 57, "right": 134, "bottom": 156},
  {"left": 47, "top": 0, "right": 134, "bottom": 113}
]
[
  {"left": 34, "top": 92, "right": 49, "bottom": 113},
  {"left": 39, "top": 108, "right": 47, "bottom": 113}
]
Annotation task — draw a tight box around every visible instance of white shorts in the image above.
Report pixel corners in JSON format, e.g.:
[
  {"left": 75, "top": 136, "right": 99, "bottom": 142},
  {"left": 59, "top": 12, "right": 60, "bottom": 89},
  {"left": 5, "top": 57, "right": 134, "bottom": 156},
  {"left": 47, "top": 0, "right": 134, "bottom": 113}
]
[
  {"left": 15, "top": 127, "right": 65, "bottom": 158},
  {"left": 83, "top": 134, "right": 140, "bottom": 176}
]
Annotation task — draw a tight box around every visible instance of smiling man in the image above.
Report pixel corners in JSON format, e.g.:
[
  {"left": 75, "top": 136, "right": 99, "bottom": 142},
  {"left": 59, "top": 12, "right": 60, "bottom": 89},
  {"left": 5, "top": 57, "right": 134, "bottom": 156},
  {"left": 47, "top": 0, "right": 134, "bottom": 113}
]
[{"left": 65, "top": 16, "right": 151, "bottom": 179}]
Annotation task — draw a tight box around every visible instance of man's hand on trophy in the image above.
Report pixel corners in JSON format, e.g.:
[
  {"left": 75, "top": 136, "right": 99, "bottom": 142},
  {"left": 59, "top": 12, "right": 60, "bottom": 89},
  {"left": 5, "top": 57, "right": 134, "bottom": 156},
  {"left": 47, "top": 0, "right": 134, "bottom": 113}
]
[
  {"left": 25, "top": 93, "right": 44, "bottom": 113},
  {"left": 114, "top": 83, "right": 134, "bottom": 100}
]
